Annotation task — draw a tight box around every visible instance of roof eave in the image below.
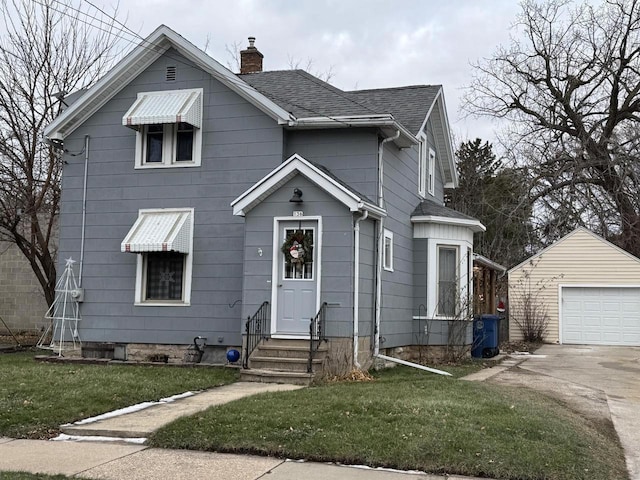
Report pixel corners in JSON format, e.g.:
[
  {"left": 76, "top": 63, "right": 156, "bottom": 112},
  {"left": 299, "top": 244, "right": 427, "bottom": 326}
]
[
  {"left": 473, "top": 253, "right": 507, "bottom": 273},
  {"left": 411, "top": 214, "right": 485, "bottom": 233},
  {"left": 293, "top": 115, "right": 417, "bottom": 148}
]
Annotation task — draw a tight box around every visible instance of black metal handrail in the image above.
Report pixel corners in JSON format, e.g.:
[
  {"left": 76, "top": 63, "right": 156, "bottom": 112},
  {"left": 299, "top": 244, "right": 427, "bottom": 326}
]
[
  {"left": 243, "top": 301, "right": 270, "bottom": 369},
  {"left": 308, "top": 302, "right": 328, "bottom": 373}
]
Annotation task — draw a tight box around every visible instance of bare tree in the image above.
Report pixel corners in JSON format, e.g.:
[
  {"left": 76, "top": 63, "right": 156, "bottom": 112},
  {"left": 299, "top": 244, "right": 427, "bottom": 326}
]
[
  {"left": 464, "top": 0, "right": 640, "bottom": 255},
  {"left": 287, "top": 54, "right": 335, "bottom": 83},
  {"left": 0, "top": 0, "right": 119, "bottom": 305}
]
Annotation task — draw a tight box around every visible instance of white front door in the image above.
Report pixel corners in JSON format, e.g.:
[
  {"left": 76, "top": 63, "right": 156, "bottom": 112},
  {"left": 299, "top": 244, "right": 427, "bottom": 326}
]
[{"left": 275, "top": 220, "right": 318, "bottom": 335}]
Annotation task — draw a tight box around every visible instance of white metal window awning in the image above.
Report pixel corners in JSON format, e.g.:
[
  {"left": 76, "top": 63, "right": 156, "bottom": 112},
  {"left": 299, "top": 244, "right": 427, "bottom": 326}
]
[
  {"left": 122, "top": 88, "right": 202, "bottom": 129},
  {"left": 121, "top": 210, "right": 192, "bottom": 254}
]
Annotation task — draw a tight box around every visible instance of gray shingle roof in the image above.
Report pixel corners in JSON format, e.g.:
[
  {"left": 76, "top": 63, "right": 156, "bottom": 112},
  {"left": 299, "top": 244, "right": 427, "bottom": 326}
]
[
  {"left": 349, "top": 86, "right": 440, "bottom": 136},
  {"left": 238, "top": 70, "right": 440, "bottom": 135},
  {"left": 412, "top": 198, "right": 479, "bottom": 222}
]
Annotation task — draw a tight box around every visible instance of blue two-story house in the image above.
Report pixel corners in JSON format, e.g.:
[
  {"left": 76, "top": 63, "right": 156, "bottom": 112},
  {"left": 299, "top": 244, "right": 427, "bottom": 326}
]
[{"left": 44, "top": 26, "right": 484, "bottom": 382}]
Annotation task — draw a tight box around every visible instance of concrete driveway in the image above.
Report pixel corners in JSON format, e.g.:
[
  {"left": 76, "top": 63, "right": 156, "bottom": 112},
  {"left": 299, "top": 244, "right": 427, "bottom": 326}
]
[{"left": 516, "top": 345, "right": 640, "bottom": 480}]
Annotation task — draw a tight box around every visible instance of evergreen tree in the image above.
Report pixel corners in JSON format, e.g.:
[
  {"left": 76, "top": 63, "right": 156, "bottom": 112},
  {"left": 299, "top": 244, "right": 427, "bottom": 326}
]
[{"left": 447, "top": 139, "right": 534, "bottom": 268}]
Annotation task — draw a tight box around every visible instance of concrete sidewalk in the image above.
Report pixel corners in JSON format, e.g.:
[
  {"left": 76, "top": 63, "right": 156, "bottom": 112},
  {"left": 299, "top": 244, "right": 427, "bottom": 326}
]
[
  {"left": 61, "top": 382, "right": 303, "bottom": 439},
  {"left": 0, "top": 437, "right": 486, "bottom": 480}
]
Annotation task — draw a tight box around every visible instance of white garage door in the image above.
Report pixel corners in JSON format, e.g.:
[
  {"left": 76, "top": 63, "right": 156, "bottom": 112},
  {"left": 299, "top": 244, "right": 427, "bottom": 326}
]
[{"left": 561, "top": 287, "right": 640, "bottom": 345}]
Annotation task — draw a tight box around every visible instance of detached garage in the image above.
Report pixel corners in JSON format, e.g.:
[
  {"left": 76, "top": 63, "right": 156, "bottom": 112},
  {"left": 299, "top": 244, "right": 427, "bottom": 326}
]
[{"left": 508, "top": 227, "right": 640, "bottom": 346}]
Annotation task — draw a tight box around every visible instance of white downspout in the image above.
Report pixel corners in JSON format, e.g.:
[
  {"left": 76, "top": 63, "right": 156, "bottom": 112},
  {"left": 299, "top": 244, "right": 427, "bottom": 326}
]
[
  {"left": 78, "top": 135, "right": 90, "bottom": 286},
  {"left": 374, "top": 131, "right": 400, "bottom": 356},
  {"left": 376, "top": 354, "right": 452, "bottom": 376},
  {"left": 353, "top": 210, "right": 368, "bottom": 369}
]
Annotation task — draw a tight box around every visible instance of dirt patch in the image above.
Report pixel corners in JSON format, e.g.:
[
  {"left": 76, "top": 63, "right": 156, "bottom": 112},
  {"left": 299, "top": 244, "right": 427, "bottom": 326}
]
[{"left": 0, "top": 330, "right": 40, "bottom": 349}]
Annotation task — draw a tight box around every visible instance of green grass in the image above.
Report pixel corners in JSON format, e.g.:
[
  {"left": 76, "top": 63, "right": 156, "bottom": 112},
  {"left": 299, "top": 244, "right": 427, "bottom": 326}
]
[
  {"left": 0, "top": 351, "right": 238, "bottom": 439},
  {"left": 149, "top": 366, "right": 627, "bottom": 480}
]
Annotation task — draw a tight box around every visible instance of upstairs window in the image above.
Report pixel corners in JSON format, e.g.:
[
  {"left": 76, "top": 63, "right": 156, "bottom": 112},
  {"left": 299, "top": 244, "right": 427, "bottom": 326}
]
[
  {"left": 417, "top": 134, "right": 437, "bottom": 197},
  {"left": 418, "top": 135, "right": 427, "bottom": 197},
  {"left": 383, "top": 229, "right": 394, "bottom": 272},
  {"left": 142, "top": 122, "right": 195, "bottom": 165},
  {"left": 428, "top": 148, "right": 436, "bottom": 195},
  {"left": 123, "top": 88, "right": 203, "bottom": 169}
]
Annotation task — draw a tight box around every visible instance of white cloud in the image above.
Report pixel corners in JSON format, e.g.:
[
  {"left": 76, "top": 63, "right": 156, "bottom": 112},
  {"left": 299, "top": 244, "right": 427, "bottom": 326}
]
[{"left": 75, "top": 0, "right": 522, "bottom": 146}]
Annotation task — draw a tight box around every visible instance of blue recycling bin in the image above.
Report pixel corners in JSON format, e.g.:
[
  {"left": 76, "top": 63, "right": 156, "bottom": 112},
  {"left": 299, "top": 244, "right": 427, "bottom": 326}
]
[{"left": 472, "top": 314, "right": 500, "bottom": 358}]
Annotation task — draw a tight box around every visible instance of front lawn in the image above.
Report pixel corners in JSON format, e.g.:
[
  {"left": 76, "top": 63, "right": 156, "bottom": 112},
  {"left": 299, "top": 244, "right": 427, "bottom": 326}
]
[
  {"left": 149, "top": 366, "right": 627, "bottom": 480},
  {"left": 0, "top": 351, "right": 238, "bottom": 439}
]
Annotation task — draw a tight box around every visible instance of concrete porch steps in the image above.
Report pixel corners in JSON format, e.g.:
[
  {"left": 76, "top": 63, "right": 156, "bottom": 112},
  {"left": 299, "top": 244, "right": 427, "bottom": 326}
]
[
  {"left": 249, "top": 355, "right": 322, "bottom": 373},
  {"left": 241, "top": 338, "right": 327, "bottom": 386},
  {"left": 240, "top": 368, "right": 315, "bottom": 386}
]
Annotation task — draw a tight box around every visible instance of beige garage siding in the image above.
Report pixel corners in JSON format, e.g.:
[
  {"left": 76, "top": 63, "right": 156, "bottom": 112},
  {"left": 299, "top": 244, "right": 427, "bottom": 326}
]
[{"left": 508, "top": 228, "right": 640, "bottom": 343}]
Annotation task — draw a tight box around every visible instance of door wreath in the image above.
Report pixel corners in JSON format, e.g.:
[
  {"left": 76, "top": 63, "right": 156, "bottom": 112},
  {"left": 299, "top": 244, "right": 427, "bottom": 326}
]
[{"left": 281, "top": 230, "right": 313, "bottom": 266}]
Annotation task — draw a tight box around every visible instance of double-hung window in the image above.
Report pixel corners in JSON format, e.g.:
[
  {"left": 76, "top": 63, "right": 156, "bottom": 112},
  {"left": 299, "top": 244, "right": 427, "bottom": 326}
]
[
  {"left": 123, "top": 88, "right": 203, "bottom": 168},
  {"left": 437, "top": 246, "right": 458, "bottom": 316},
  {"left": 428, "top": 148, "right": 436, "bottom": 195},
  {"left": 383, "top": 229, "right": 394, "bottom": 271},
  {"left": 418, "top": 135, "right": 427, "bottom": 197},
  {"left": 418, "top": 135, "right": 437, "bottom": 197}
]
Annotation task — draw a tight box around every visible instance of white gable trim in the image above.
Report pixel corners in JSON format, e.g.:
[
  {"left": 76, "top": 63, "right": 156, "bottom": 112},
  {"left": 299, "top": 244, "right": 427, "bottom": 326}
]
[
  {"left": 44, "top": 25, "right": 293, "bottom": 141},
  {"left": 231, "top": 153, "right": 386, "bottom": 218},
  {"left": 508, "top": 226, "right": 640, "bottom": 274},
  {"left": 417, "top": 88, "right": 458, "bottom": 189}
]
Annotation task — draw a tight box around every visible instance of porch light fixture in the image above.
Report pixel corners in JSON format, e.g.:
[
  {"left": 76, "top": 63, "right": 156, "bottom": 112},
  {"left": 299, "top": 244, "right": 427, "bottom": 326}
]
[{"left": 289, "top": 188, "right": 303, "bottom": 203}]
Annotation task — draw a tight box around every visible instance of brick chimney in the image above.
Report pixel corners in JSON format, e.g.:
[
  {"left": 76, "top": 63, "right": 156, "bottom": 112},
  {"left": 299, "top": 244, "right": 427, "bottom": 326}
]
[{"left": 240, "top": 36, "right": 263, "bottom": 74}]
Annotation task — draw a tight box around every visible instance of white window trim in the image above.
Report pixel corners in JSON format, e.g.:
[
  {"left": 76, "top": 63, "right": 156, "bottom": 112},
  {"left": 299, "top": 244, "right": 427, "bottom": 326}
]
[
  {"left": 383, "top": 229, "right": 394, "bottom": 272},
  {"left": 436, "top": 245, "right": 458, "bottom": 317},
  {"left": 133, "top": 89, "right": 203, "bottom": 169},
  {"left": 426, "top": 239, "right": 472, "bottom": 319},
  {"left": 428, "top": 148, "right": 436, "bottom": 196},
  {"left": 418, "top": 134, "right": 427, "bottom": 198},
  {"left": 134, "top": 207, "right": 194, "bottom": 306}
]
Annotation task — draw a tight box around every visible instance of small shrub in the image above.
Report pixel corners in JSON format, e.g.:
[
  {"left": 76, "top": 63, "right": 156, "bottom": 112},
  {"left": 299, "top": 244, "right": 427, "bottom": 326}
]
[{"left": 509, "top": 257, "right": 560, "bottom": 342}]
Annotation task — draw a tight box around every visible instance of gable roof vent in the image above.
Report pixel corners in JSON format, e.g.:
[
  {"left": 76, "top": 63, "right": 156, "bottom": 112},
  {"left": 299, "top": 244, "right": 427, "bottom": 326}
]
[{"left": 166, "top": 65, "right": 176, "bottom": 82}]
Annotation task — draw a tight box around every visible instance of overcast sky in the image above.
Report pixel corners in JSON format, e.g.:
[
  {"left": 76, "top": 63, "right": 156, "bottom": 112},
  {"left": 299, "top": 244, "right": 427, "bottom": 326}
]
[{"left": 93, "top": 0, "right": 522, "bottom": 146}]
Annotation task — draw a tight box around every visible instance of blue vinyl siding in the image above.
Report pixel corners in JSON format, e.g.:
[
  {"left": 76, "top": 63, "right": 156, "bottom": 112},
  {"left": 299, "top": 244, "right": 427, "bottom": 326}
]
[
  {"left": 58, "top": 49, "right": 283, "bottom": 345},
  {"left": 241, "top": 174, "right": 357, "bottom": 338},
  {"left": 285, "top": 129, "right": 379, "bottom": 202}
]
